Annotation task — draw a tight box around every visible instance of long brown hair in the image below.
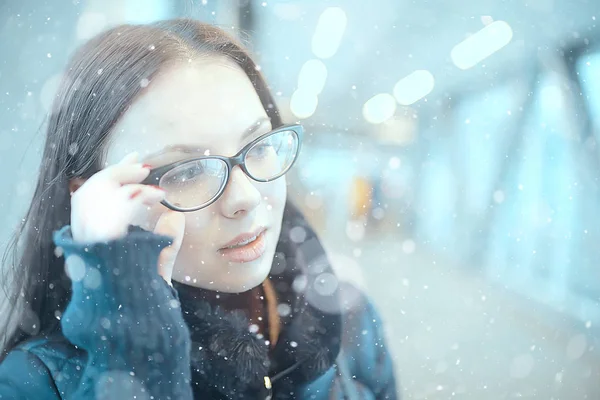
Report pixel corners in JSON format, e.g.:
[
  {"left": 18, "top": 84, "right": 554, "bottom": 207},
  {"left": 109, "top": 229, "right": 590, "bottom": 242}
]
[{"left": 0, "top": 18, "right": 282, "bottom": 358}]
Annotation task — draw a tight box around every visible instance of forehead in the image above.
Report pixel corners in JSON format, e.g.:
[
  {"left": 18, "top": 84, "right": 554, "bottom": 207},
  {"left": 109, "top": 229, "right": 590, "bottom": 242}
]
[{"left": 106, "top": 57, "right": 269, "bottom": 164}]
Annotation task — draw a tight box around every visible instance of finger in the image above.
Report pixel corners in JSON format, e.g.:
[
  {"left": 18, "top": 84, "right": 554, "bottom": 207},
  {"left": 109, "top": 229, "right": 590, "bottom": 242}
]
[
  {"left": 155, "top": 211, "right": 185, "bottom": 287},
  {"left": 124, "top": 185, "right": 165, "bottom": 212},
  {"left": 118, "top": 151, "right": 140, "bottom": 165},
  {"left": 98, "top": 163, "right": 151, "bottom": 185},
  {"left": 120, "top": 184, "right": 166, "bottom": 205}
]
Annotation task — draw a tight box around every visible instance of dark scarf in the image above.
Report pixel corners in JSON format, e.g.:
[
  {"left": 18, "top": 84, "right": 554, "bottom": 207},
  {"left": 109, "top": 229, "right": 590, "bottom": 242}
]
[{"left": 173, "top": 202, "right": 343, "bottom": 399}]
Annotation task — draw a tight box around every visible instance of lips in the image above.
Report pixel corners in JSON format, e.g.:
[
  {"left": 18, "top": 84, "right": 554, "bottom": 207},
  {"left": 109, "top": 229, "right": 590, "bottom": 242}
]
[
  {"left": 218, "top": 228, "right": 268, "bottom": 263},
  {"left": 220, "top": 227, "right": 266, "bottom": 250}
]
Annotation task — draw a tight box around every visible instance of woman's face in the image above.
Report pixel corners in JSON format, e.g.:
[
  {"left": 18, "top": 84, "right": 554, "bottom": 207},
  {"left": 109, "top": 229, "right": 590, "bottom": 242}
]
[{"left": 105, "top": 58, "right": 287, "bottom": 293}]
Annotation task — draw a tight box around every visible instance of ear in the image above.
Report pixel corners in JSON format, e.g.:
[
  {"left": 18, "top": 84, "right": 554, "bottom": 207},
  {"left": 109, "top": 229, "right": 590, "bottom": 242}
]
[{"left": 68, "top": 178, "right": 87, "bottom": 195}]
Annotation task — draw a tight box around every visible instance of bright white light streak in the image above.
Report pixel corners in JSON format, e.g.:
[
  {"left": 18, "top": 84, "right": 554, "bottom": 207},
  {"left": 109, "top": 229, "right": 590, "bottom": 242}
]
[
  {"left": 298, "top": 59, "right": 328, "bottom": 95},
  {"left": 362, "top": 93, "right": 397, "bottom": 124},
  {"left": 311, "top": 7, "right": 347, "bottom": 59},
  {"left": 393, "top": 70, "right": 435, "bottom": 105},
  {"left": 290, "top": 89, "right": 319, "bottom": 119},
  {"left": 451, "top": 21, "right": 513, "bottom": 70}
]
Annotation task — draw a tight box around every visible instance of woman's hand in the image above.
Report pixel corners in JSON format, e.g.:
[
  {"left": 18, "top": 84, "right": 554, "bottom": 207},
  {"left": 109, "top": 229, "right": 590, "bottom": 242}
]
[
  {"left": 70, "top": 152, "right": 185, "bottom": 286},
  {"left": 154, "top": 211, "right": 185, "bottom": 287},
  {"left": 70, "top": 152, "right": 164, "bottom": 243}
]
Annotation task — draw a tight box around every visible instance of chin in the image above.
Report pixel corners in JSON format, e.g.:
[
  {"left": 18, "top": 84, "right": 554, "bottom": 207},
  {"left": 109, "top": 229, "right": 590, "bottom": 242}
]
[
  {"left": 218, "top": 253, "right": 274, "bottom": 293},
  {"left": 220, "top": 229, "right": 279, "bottom": 293},
  {"left": 226, "top": 224, "right": 281, "bottom": 293}
]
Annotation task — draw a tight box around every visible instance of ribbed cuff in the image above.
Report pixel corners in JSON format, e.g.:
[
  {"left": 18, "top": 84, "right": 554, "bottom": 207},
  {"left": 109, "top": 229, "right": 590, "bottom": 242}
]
[{"left": 55, "top": 226, "right": 192, "bottom": 399}]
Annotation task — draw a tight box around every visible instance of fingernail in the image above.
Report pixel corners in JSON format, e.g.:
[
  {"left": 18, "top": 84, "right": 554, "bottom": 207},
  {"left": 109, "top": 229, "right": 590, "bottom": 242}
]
[
  {"left": 142, "top": 164, "right": 153, "bottom": 169},
  {"left": 150, "top": 185, "right": 165, "bottom": 191},
  {"left": 129, "top": 189, "right": 143, "bottom": 199}
]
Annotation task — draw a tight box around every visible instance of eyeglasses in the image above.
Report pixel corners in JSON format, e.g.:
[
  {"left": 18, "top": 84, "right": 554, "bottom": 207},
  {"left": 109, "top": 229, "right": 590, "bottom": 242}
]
[{"left": 142, "top": 124, "right": 303, "bottom": 212}]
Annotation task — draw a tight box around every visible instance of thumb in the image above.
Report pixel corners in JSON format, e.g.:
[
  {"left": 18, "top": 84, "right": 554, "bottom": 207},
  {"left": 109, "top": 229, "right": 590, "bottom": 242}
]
[{"left": 155, "top": 211, "right": 186, "bottom": 287}]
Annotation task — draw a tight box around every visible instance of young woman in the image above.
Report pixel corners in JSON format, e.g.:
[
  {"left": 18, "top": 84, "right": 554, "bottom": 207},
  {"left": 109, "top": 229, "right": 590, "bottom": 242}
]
[{"left": 0, "top": 19, "right": 397, "bottom": 399}]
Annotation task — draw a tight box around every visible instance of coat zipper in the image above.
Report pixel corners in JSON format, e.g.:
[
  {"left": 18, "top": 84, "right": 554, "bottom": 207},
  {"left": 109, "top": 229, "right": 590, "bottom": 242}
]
[
  {"left": 262, "top": 360, "right": 303, "bottom": 399},
  {"left": 263, "top": 376, "right": 273, "bottom": 400}
]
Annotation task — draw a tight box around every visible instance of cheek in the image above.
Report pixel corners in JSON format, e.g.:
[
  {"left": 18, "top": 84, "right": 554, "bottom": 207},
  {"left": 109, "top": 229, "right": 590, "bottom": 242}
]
[
  {"left": 184, "top": 210, "right": 212, "bottom": 230},
  {"left": 182, "top": 208, "right": 215, "bottom": 243},
  {"left": 259, "top": 178, "right": 287, "bottom": 207}
]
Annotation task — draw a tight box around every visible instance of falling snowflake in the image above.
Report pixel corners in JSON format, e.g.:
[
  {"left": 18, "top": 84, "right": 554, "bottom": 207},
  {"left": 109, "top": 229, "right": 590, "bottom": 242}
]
[
  {"left": 277, "top": 303, "right": 291, "bottom": 317},
  {"left": 65, "top": 255, "right": 86, "bottom": 282},
  {"left": 388, "top": 157, "right": 401, "bottom": 169},
  {"left": 97, "top": 317, "right": 111, "bottom": 330},
  {"left": 402, "top": 239, "right": 416, "bottom": 254},
  {"left": 83, "top": 267, "right": 102, "bottom": 289},
  {"left": 289, "top": 226, "right": 307, "bottom": 243},
  {"left": 54, "top": 246, "right": 64, "bottom": 258},
  {"left": 68, "top": 143, "right": 79, "bottom": 156},
  {"left": 345, "top": 220, "right": 365, "bottom": 242},
  {"left": 292, "top": 275, "right": 308, "bottom": 293},
  {"left": 313, "top": 272, "right": 338, "bottom": 296}
]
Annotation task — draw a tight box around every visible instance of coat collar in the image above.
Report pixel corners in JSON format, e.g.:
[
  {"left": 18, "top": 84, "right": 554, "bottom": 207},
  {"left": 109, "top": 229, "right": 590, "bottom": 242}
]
[{"left": 173, "top": 202, "right": 342, "bottom": 399}]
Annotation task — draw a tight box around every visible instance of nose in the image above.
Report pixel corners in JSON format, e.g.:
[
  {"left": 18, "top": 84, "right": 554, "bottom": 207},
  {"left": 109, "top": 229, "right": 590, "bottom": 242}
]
[{"left": 219, "top": 166, "right": 261, "bottom": 219}]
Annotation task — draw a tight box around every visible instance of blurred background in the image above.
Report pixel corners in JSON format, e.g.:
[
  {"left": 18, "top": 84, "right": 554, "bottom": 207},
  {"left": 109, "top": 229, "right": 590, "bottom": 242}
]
[{"left": 2, "top": 0, "right": 600, "bottom": 398}]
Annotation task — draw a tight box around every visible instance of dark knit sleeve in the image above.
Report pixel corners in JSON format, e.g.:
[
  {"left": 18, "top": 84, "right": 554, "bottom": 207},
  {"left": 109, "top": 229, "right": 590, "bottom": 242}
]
[{"left": 54, "top": 226, "right": 193, "bottom": 399}]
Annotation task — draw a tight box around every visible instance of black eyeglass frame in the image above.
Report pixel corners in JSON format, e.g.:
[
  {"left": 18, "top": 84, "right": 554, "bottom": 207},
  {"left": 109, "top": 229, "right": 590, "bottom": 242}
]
[{"left": 142, "top": 124, "right": 304, "bottom": 212}]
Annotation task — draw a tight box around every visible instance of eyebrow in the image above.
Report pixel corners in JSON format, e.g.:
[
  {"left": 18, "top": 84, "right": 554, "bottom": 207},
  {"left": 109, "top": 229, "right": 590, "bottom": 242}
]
[{"left": 145, "top": 117, "right": 272, "bottom": 159}]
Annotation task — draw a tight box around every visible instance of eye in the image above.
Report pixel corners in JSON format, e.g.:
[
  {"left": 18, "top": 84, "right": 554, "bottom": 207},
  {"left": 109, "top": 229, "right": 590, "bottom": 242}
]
[
  {"left": 165, "top": 163, "right": 205, "bottom": 185},
  {"left": 248, "top": 135, "right": 283, "bottom": 159},
  {"left": 254, "top": 142, "right": 274, "bottom": 154}
]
